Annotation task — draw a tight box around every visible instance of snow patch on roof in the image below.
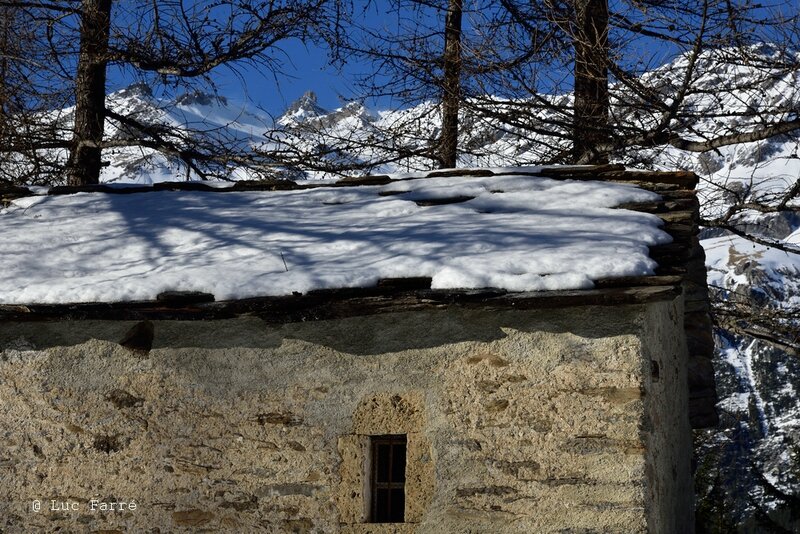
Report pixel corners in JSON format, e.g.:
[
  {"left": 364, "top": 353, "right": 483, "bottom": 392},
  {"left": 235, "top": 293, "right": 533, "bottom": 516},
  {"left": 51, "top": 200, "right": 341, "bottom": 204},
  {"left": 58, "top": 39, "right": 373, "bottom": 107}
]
[{"left": 0, "top": 172, "right": 670, "bottom": 304}]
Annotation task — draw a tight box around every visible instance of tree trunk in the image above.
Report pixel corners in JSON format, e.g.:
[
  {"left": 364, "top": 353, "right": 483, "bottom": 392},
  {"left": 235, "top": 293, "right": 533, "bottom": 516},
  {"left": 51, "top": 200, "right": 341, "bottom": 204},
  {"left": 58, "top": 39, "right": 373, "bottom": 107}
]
[
  {"left": 438, "top": 0, "right": 462, "bottom": 169},
  {"left": 0, "top": 6, "right": 13, "bottom": 121},
  {"left": 572, "top": 0, "right": 610, "bottom": 164},
  {"left": 66, "top": 0, "right": 112, "bottom": 186}
]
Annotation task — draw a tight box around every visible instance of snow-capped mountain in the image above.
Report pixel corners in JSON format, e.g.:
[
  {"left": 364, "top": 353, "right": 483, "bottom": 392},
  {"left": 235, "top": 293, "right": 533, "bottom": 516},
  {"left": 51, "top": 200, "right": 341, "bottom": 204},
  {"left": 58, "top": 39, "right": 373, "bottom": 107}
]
[
  {"left": 9, "top": 48, "right": 800, "bottom": 531},
  {"left": 25, "top": 84, "right": 274, "bottom": 185},
  {"left": 104, "top": 86, "right": 274, "bottom": 183},
  {"left": 276, "top": 90, "right": 330, "bottom": 127},
  {"left": 696, "top": 225, "right": 800, "bottom": 531}
]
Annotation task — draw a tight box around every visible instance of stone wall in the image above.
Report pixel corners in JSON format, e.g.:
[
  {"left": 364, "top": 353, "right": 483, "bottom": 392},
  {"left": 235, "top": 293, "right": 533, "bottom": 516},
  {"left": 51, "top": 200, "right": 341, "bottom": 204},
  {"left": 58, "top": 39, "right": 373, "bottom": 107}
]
[
  {"left": 0, "top": 301, "right": 692, "bottom": 533},
  {"left": 641, "top": 300, "right": 695, "bottom": 531}
]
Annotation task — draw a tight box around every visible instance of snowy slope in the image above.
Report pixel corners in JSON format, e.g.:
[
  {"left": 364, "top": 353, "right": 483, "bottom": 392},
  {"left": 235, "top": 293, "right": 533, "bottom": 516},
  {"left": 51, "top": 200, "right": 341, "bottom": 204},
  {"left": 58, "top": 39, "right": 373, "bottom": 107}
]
[
  {"left": 26, "top": 84, "right": 274, "bottom": 185},
  {"left": 104, "top": 87, "right": 275, "bottom": 183}
]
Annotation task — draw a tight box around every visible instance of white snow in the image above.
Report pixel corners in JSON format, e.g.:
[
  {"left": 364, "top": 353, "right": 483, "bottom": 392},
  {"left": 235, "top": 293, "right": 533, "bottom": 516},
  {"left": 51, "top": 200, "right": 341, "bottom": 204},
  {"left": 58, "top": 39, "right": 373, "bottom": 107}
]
[
  {"left": 718, "top": 392, "right": 751, "bottom": 413},
  {"left": 718, "top": 340, "right": 770, "bottom": 436},
  {"left": 704, "top": 232, "right": 800, "bottom": 308},
  {"left": 0, "top": 171, "right": 670, "bottom": 304}
]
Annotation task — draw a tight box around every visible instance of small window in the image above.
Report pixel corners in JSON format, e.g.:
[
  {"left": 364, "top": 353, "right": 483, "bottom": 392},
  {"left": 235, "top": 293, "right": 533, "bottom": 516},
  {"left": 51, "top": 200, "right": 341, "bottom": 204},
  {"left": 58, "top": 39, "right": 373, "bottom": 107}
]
[{"left": 369, "top": 435, "right": 406, "bottom": 523}]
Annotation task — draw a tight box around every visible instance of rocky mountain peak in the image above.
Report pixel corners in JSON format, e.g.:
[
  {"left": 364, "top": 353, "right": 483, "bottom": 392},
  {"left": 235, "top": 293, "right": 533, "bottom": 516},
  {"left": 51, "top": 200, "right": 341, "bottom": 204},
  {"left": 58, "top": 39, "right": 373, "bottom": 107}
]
[
  {"left": 278, "top": 91, "right": 329, "bottom": 127},
  {"left": 175, "top": 91, "right": 228, "bottom": 107},
  {"left": 110, "top": 82, "right": 155, "bottom": 102}
]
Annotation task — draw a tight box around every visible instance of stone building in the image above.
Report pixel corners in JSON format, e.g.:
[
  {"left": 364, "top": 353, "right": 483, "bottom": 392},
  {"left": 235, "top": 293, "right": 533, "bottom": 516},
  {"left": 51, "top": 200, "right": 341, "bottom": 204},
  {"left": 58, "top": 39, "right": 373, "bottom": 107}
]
[{"left": 0, "top": 165, "right": 715, "bottom": 532}]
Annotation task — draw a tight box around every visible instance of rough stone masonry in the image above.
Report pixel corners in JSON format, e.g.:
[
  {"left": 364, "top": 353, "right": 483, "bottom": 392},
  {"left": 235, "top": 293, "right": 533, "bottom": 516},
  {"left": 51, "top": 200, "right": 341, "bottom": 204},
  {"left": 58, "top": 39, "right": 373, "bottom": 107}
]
[{"left": 0, "top": 298, "right": 692, "bottom": 533}]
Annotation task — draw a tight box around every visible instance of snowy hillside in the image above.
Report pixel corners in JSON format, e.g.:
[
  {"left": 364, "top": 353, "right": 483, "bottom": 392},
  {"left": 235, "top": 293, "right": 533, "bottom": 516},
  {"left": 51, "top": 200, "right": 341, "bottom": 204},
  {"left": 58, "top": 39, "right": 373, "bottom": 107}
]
[
  {"left": 103, "top": 86, "right": 275, "bottom": 183},
  {"left": 696, "top": 228, "right": 800, "bottom": 531},
  {"left": 26, "top": 84, "right": 274, "bottom": 185}
]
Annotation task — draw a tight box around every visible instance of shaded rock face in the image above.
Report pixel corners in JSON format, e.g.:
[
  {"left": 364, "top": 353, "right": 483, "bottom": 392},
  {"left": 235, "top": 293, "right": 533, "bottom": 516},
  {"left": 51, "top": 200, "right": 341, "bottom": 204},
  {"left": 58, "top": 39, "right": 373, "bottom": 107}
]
[
  {"left": 115, "top": 82, "right": 153, "bottom": 99},
  {"left": 175, "top": 91, "right": 227, "bottom": 107},
  {"left": 277, "top": 90, "right": 329, "bottom": 127},
  {"left": 736, "top": 212, "right": 800, "bottom": 242},
  {"left": 695, "top": 224, "right": 800, "bottom": 533},
  {"left": 695, "top": 332, "right": 800, "bottom": 533}
]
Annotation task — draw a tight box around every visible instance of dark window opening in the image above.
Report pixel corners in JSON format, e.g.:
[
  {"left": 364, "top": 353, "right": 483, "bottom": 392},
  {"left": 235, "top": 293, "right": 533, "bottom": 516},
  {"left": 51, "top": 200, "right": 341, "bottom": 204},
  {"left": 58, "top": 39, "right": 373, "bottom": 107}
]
[
  {"left": 651, "top": 359, "right": 661, "bottom": 382},
  {"left": 369, "top": 434, "right": 406, "bottom": 523}
]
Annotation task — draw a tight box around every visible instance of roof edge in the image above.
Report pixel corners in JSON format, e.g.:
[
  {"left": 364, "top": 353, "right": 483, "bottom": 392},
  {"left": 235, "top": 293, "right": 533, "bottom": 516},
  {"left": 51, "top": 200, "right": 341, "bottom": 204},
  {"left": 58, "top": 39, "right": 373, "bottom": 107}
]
[
  {"left": 0, "top": 283, "right": 682, "bottom": 323},
  {"left": 0, "top": 165, "right": 700, "bottom": 204}
]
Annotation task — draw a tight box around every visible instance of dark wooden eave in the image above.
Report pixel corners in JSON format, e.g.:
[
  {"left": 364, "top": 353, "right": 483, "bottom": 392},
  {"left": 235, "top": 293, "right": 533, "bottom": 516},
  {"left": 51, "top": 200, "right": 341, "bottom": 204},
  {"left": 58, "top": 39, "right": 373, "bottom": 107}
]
[{"left": 0, "top": 283, "right": 681, "bottom": 323}]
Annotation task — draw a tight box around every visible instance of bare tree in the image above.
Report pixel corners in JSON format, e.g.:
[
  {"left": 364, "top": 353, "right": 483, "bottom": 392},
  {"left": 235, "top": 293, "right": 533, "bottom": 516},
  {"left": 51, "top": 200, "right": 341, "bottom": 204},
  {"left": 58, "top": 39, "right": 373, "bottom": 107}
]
[
  {"left": 571, "top": 0, "right": 610, "bottom": 163},
  {"left": 66, "top": 0, "right": 111, "bottom": 186},
  {"left": 0, "top": 5, "right": 13, "bottom": 120},
  {"left": 0, "top": 0, "right": 326, "bottom": 185},
  {"left": 474, "top": 0, "right": 800, "bottom": 166},
  {"left": 289, "top": 0, "right": 508, "bottom": 172},
  {"left": 439, "top": 0, "right": 463, "bottom": 168},
  {"left": 0, "top": 2, "right": 75, "bottom": 185},
  {"left": 340, "top": 0, "right": 469, "bottom": 169}
]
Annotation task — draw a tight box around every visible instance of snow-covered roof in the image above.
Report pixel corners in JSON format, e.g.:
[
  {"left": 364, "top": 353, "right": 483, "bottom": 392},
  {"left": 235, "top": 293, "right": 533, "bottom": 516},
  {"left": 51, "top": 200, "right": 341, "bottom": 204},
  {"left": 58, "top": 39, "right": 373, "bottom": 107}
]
[{"left": 0, "top": 166, "right": 692, "bottom": 308}]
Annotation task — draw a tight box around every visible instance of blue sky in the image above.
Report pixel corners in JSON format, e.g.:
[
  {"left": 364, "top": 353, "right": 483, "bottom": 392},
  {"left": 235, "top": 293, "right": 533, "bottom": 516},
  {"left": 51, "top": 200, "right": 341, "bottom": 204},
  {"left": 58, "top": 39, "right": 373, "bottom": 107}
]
[
  {"left": 110, "top": 40, "right": 357, "bottom": 119},
  {"left": 109, "top": 2, "right": 395, "bottom": 117},
  {"left": 107, "top": 1, "right": 479, "bottom": 117},
  {"left": 104, "top": 0, "right": 795, "bottom": 118},
  {"left": 210, "top": 37, "right": 355, "bottom": 116}
]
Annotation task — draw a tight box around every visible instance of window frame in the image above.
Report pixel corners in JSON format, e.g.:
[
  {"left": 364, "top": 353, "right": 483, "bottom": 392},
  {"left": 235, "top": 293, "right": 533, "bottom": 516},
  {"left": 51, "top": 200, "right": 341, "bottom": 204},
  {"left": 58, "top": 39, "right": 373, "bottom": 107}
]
[{"left": 367, "top": 434, "right": 407, "bottom": 523}]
